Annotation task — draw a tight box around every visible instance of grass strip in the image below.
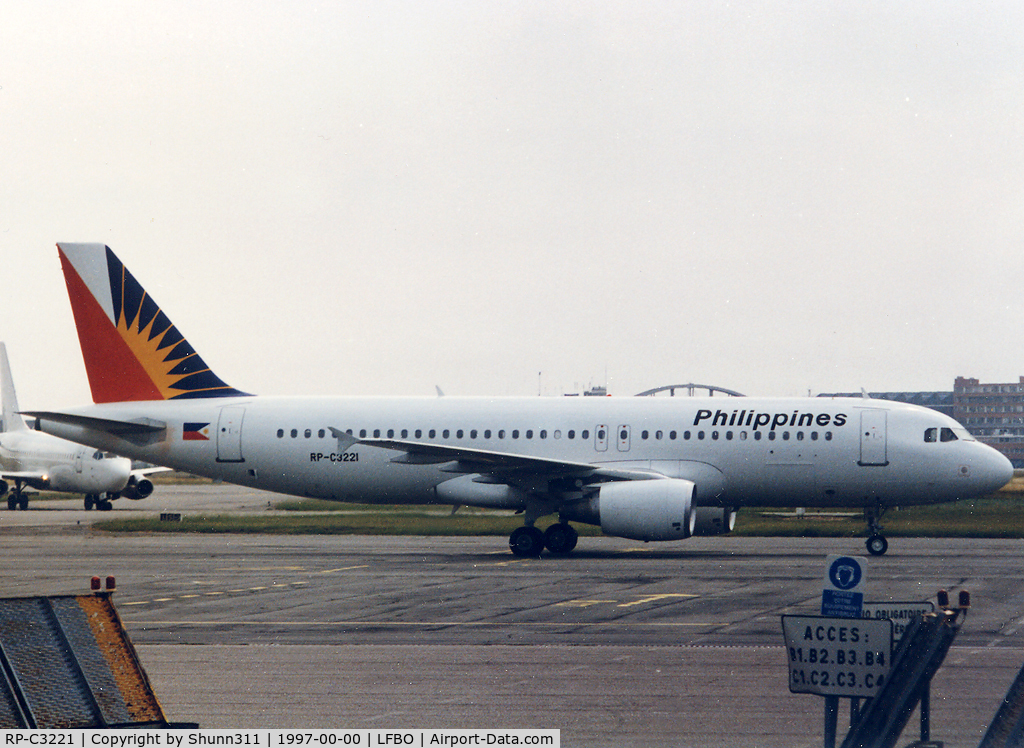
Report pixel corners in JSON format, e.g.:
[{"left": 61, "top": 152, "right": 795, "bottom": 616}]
[{"left": 91, "top": 493, "right": 1024, "bottom": 539}]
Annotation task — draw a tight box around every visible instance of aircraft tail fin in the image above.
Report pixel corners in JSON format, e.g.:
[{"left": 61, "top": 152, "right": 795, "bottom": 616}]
[
  {"left": 0, "top": 343, "right": 28, "bottom": 433},
  {"left": 56, "top": 243, "right": 249, "bottom": 404}
]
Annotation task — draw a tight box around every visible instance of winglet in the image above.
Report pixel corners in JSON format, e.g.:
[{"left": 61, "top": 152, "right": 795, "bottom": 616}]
[
  {"left": 0, "top": 343, "right": 28, "bottom": 433},
  {"left": 56, "top": 243, "right": 249, "bottom": 403}
]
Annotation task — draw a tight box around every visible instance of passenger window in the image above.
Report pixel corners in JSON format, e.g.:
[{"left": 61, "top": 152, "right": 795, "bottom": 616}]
[
  {"left": 374, "top": 429, "right": 381, "bottom": 438},
  {"left": 642, "top": 430, "right": 649, "bottom": 440},
  {"left": 670, "top": 431, "right": 677, "bottom": 440},
  {"left": 725, "top": 431, "right": 733, "bottom": 440},
  {"left": 429, "top": 429, "right": 436, "bottom": 439},
  {"left": 277, "top": 429, "right": 284, "bottom": 438},
  {"left": 484, "top": 430, "right": 491, "bottom": 439},
  {"left": 540, "top": 430, "right": 547, "bottom": 439},
  {"left": 697, "top": 431, "right": 705, "bottom": 440},
  {"left": 568, "top": 430, "right": 575, "bottom": 439},
  {"left": 498, "top": 430, "right": 505, "bottom": 439},
  {"left": 940, "top": 427, "right": 958, "bottom": 442},
  {"left": 924, "top": 428, "right": 937, "bottom": 443},
  {"left": 319, "top": 429, "right": 325, "bottom": 438},
  {"left": 401, "top": 429, "right": 408, "bottom": 438},
  {"left": 582, "top": 430, "right": 590, "bottom": 440},
  {"left": 443, "top": 429, "right": 450, "bottom": 439},
  {"left": 513, "top": 430, "right": 520, "bottom": 439},
  {"left": 796, "top": 432, "right": 804, "bottom": 441},
  {"left": 415, "top": 429, "right": 422, "bottom": 438},
  {"left": 305, "top": 429, "right": 312, "bottom": 438},
  {"left": 291, "top": 429, "right": 298, "bottom": 438},
  {"left": 526, "top": 430, "right": 534, "bottom": 439}
]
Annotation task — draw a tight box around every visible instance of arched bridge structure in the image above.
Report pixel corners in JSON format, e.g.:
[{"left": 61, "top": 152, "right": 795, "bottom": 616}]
[{"left": 635, "top": 383, "right": 746, "bottom": 397}]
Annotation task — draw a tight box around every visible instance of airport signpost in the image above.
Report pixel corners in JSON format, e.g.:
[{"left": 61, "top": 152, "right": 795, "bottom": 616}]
[
  {"left": 821, "top": 554, "right": 867, "bottom": 618},
  {"left": 782, "top": 615, "right": 893, "bottom": 699}
]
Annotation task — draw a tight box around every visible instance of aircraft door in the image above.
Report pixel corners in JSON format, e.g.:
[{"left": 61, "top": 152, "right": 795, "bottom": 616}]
[
  {"left": 74, "top": 451, "right": 83, "bottom": 474},
  {"left": 217, "top": 406, "right": 246, "bottom": 463},
  {"left": 858, "top": 409, "right": 888, "bottom": 466},
  {"left": 594, "top": 425, "right": 608, "bottom": 452},
  {"left": 616, "top": 425, "right": 631, "bottom": 452}
]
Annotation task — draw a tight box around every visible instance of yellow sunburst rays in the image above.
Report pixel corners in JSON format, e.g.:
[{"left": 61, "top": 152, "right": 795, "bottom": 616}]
[{"left": 116, "top": 292, "right": 203, "bottom": 400}]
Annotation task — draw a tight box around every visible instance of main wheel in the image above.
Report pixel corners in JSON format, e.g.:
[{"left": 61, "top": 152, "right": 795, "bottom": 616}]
[
  {"left": 7, "top": 496, "right": 15, "bottom": 511},
  {"left": 543, "top": 523, "right": 579, "bottom": 555},
  {"left": 509, "top": 526, "right": 545, "bottom": 557},
  {"left": 866, "top": 534, "right": 888, "bottom": 556},
  {"left": 84, "top": 495, "right": 96, "bottom": 510}
]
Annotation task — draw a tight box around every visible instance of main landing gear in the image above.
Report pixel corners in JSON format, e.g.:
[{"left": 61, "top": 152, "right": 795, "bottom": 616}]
[
  {"left": 5, "top": 481, "right": 28, "bottom": 511},
  {"left": 84, "top": 494, "right": 115, "bottom": 511},
  {"left": 509, "top": 522, "right": 579, "bottom": 558},
  {"left": 864, "top": 504, "right": 889, "bottom": 556}
]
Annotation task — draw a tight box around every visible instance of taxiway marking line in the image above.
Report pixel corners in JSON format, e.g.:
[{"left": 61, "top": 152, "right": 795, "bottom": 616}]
[{"left": 121, "top": 619, "right": 727, "bottom": 628}]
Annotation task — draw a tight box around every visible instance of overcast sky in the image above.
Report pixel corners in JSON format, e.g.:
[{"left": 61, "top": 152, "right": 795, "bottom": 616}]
[{"left": 2, "top": 2, "right": 1022, "bottom": 408}]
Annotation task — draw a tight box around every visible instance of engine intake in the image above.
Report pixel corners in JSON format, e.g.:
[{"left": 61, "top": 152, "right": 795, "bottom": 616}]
[
  {"left": 120, "top": 476, "right": 154, "bottom": 500},
  {"left": 592, "top": 478, "right": 695, "bottom": 541}
]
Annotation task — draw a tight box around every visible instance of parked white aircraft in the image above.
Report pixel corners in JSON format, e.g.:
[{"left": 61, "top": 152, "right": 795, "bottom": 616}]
[
  {"left": 1, "top": 342, "right": 156, "bottom": 510},
  {"left": 27, "top": 243, "right": 1013, "bottom": 554}
]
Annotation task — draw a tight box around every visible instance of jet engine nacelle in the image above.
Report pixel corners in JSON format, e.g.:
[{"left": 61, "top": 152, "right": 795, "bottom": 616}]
[
  {"left": 692, "top": 507, "right": 737, "bottom": 536},
  {"left": 120, "top": 476, "right": 154, "bottom": 500},
  {"left": 594, "top": 478, "right": 696, "bottom": 541}
]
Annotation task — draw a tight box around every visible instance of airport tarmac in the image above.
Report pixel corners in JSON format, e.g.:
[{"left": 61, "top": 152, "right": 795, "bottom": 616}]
[{"left": 2, "top": 485, "right": 1024, "bottom": 746}]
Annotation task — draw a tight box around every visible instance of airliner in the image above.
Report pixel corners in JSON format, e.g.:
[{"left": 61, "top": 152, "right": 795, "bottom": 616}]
[
  {"left": 1, "top": 342, "right": 156, "bottom": 510},
  {"left": 26, "top": 243, "right": 1013, "bottom": 555}
]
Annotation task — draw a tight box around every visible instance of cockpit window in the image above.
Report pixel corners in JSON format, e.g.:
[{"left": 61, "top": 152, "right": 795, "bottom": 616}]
[
  {"left": 93, "top": 450, "right": 104, "bottom": 460},
  {"left": 925, "top": 426, "right": 974, "bottom": 443}
]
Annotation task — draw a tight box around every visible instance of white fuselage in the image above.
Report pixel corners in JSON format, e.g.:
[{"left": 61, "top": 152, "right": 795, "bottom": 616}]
[
  {"left": 0, "top": 429, "right": 131, "bottom": 495},
  {"left": 37, "top": 395, "right": 1013, "bottom": 510}
]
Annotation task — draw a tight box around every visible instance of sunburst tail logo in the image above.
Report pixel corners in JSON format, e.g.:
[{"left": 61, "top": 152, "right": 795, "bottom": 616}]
[{"left": 57, "top": 243, "right": 249, "bottom": 404}]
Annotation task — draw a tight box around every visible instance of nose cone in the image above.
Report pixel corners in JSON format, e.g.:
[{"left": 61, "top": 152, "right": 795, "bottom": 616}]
[
  {"left": 976, "top": 446, "right": 1014, "bottom": 494},
  {"left": 100, "top": 456, "right": 132, "bottom": 491}
]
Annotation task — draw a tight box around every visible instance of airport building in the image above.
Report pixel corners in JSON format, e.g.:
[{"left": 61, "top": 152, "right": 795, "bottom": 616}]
[{"left": 953, "top": 376, "right": 1024, "bottom": 467}]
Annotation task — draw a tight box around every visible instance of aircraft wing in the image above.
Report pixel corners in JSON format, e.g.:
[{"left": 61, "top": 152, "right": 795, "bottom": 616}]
[
  {"left": 329, "top": 428, "right": 661, "bottom": 485},
  {"left": 0, "top": 471, "right": 48, "bottom": 481},
  {"left": 0, "top": 471, "right": 48, "bottom": 491}
]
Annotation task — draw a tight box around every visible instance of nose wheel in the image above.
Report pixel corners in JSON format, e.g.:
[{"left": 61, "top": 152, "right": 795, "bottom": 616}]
[
  {"left": 864, "top": 504, "right": 889, "bottom": 556},
  {"left": 866, "top": 534, "right": 889, "bottom": 556}
]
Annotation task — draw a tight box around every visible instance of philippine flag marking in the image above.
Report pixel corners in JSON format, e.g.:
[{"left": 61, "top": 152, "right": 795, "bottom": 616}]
[{"left": 183, "top": 422, "right": 211, "bottom": 441}]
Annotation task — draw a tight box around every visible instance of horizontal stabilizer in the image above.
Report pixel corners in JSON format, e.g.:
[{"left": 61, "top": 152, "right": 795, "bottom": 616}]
[{"left": 24, "top": 411, "right": 167, "bottom": 446}]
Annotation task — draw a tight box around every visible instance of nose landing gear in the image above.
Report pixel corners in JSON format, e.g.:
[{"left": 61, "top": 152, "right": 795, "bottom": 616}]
[{"left": 864, "top": 504, "right": 889, "bottom": 556}]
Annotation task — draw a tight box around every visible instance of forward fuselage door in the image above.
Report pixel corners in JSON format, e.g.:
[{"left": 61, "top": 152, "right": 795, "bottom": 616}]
[
  {"left": 858, "top": 409, "right": 888, "bottom": 467},
  {"left": 217, "top": 406, "right": 246, "bottom": 463}
]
